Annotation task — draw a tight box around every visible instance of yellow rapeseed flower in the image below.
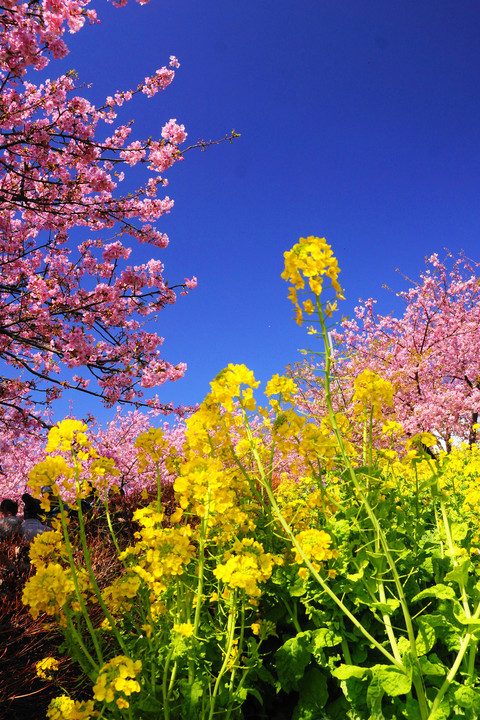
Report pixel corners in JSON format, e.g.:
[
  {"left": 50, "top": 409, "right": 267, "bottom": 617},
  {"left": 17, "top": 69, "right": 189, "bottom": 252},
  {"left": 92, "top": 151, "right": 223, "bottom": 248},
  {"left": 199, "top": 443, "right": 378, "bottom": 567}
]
[
  {"left": 93, "top": 655, "right": 142, "bottom": 710},
  {"left": 47, "top": 695, "right": 96, "bottom": 720},
  {"left": 353, "top": 369, "right": 394, "bottom": 419},
  {"left": 173, "top": 622, "right": 195, "bottom": 637},
  {"left": 282, "top": 236, "right": 344, "bottom": 325},
  {"left": 46, "top": 419, "right": 90, "bottom": 453},
  {"left": 36, "top": 657, "right": 60, "bottom": 681}
]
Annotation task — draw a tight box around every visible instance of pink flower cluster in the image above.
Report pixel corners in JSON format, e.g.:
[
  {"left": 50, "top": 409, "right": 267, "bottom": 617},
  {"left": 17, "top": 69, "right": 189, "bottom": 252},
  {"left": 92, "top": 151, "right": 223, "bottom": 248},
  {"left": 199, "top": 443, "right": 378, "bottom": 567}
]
[
  {"left": 295, "top": 253, "right": 480, "bottom": 449},
  {"left": 0, "top": 0, "right": 196, "bottom": 433}
]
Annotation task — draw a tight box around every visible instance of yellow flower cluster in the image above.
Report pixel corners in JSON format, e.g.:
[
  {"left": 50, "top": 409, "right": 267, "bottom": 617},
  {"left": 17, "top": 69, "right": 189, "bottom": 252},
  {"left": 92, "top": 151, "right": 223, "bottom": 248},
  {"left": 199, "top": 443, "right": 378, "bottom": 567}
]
[
  {"left": 210, "top": 364, "right": 260, "bottom": 412},
  {"left": 93, "top": 655, "right": 142, "bottom": 710},
  {"left": 119, "top": 503, "right": 195, "bottom": 596},
  {"left": 46, "top": 419, "right": 90, "bottom": 453},
  {"left": 28, "top": 530, "right": 67, "bottom": 568},
  {"left": 47, "top": 695, "right": 96, "bottom": 720},
  {"left": 135, "top": 427, "right": 180, "bottom": 477},
  {"left": 353, "top": 369, "right": 394, "bottom": 419},
  {"left": 213, "top": 538, "right": 280, "bottom": 598},
  {"left": 101, "top": 571, "right": 142, "bottom": 620},
  {"left": 265, "top": 374, "right": 297, "bottom": 409},
  {"left": 36, "top": 656, "right": 60, "bottom": 681},
  {"left": 282, "top": 236, "right": 343, "bottom": 325},
  {"left": 22, "top": 561, "right": 91, "bottom": 619},
  {"left": 174, "top": 455, "right": 255, "bottom": 540},
  {"left": 28, "top": 419, "right": 117, "bottom": 503},
  {"left": 173, "top": 622, "right": 195, "bottom": 637},
  {"left": 294, "top": 528, "right": 336, "bottom": 574},
  {"left": 28, "top": 456, "right": 74, "bottom": 500},
  {"left": 275, "top": 475, "right": 336, "bottom": 532}
]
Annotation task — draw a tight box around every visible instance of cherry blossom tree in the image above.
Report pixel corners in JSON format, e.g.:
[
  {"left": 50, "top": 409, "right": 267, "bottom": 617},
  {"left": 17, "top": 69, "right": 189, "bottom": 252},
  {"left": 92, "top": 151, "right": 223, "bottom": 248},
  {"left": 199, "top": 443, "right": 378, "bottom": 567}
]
[
  {"left": 0, "top": 0, "right": 235, "bottom": 436},
  {"left": 293, "top": 252, "right": 480, "bottom": 450}
]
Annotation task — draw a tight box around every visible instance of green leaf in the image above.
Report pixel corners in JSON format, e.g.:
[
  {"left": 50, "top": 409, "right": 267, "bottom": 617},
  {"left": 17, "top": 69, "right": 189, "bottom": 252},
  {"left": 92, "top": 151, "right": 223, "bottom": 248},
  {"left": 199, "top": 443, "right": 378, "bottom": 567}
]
[
  {"left": 289, "top": 575, "right": 308, "bottom": 597},
  {"left": 245, "top": 686, "right": 263, "bottom": 706},
  {"left": 415, "top": 618, "right": 436, "bottom": 656},
  {"left": 444, "top": 559, "right": 472, "bottom": 588},
  {"left": 366, "top": 551, "right": 387, "bottom": 574},
  {"left": 428, "top": 698, "right": 450, "bottom": 720},
  {"left": 370, "top": 598, "right": 400, "bottom": 615},
  {"left": 331, "top": 663, "right": 368, "bottom": 680},
  {"left": 418, "top": 655, "right": 445, "bottom": 677},
  {"left": 402, "top": 696, "right": 423, "bottom": 720},
  {"left": 312, "top": 627, "right": 343, "bottom": 649},
  {"left": 292, "top": 668, "right": 328, "bottom": 720},
  {"left": 179, "top": 678, "right": 204, "bottom": 711},
  {"left": 453, "top": 685, "right": 480, "bottom": 709},
  {"left": 412, "top": 584, "right": 456, "bottom": 602},
  {"left": 136, "top": 696, "right": 164, "bottom": 716},
  {"left": 275, "top": 631, "right": 312, "bottom": 693},
  {"left": 451, "top": 522, "right": 468, "bottom": 542},
  {"left": 371, "top": 665, "right": 412, "bottom": 697},
  {"left": 366, "top": 673, "right": 385, "bottom": 720}
]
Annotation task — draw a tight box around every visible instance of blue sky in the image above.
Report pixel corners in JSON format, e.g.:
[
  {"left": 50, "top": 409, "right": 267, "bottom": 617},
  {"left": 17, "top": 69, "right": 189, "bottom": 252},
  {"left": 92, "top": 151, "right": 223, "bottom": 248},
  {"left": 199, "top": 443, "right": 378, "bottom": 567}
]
[{"left": 49, "top": 0, "right": 480, "bottom": 423}]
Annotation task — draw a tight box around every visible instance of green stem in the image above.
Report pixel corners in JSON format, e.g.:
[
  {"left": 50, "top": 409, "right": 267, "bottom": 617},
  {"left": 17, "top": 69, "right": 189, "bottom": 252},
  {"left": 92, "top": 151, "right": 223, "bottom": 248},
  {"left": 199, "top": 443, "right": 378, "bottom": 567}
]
[
  {"left": 72, "top": 459, "right": 129, "bottom": 655},
  {"left": 208, "top": 593, "right": 238, "bottom": 720},
  {"left": 162, "top": 644, "right": 175, "bottom": 720},
  {"left": 428, "top": 632, "right": 473, "bottom": 718},
  {"left": 57, "top": 499, "right": 104, "bottom": 666},
  {"left": 314, "top": 303, "right": 429, "bottom": 719}
]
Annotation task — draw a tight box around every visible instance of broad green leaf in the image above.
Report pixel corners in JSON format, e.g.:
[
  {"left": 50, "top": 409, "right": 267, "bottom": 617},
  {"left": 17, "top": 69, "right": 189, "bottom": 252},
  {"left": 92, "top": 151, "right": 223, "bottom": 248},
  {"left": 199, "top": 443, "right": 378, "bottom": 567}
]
[
  {"left": 312, "top": 627, "right": 342, "bottom": 649},
  {"left": 371, "top": 665, "right": 412, "bottom": 697},
  {"left": 418, "top": 655, "right": 445, "bottom": 677},
  {"left": 366, "top": 674, "right": 385, "bottom": 720},
  {"left": 402, "top": 696, "right": 423, "bottom": 720},
  {"left": 366, "top": 551, "right": 386, "bottom": 573},
  {"left": 451, "top": 522, "right": 468, "bottom": 542},
  {"left": 444, "top": 559, "right": 472, "bottom": 588},
  {"left": 415, "top": 618, "right": 436, "bottom": 656},
  {"left": 370, "top": 598, "right": 400, "bottom": 615},
  {"left": 275, "top": 631, "right": 312, "bottom": 693},
  {"left": 292, "top": 668, "right": 328, "bottom": 720},
  {"left": 412, "top": 584, "right": 456, "bottom": 602},
  {"left": 332, "top": 663, "right": 368, "bottom": 680},
  {"left": 427, "top": 698, "right": 450, "bottom": 720},
  {"left": 245, "top": 686, "right": 263, "bottom": 706},
  {"left": 453, "top": 685, "right": 480, "bottom": 709},
  {"left": 289, "top": 575, "right": 308, "bottom": 596}
]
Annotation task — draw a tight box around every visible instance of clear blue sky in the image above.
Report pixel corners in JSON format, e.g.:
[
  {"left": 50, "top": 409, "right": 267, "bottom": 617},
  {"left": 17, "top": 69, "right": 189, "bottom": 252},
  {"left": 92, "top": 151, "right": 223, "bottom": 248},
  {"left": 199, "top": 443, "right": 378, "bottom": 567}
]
[{"left": 48, "top": 0, "right": 480, "bottom": 423}]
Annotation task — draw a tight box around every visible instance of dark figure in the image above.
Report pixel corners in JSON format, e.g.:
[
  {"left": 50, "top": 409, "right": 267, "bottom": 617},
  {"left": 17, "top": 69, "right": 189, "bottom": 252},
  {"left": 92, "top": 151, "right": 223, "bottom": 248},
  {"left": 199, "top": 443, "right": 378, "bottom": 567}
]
[
  {"left": 0, "top": 499, "right": 22, "bottom": 539},
  {"left": 21, "top": 493, "right": 52, "bottom": 542}
]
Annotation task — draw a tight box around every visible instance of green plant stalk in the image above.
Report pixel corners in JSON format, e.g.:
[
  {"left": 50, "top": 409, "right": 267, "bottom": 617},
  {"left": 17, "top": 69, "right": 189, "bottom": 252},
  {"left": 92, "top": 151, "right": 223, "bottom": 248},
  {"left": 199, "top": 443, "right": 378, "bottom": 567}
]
[
  {"left": 208, "top": 592, "right": 238, "bottom": 720},
  {"left": 238, "top": 393, "right": 407, "bottom": 667},
  {"left": 315, "top": 300, "right": 429, "bottom": 720},
  {"left": 226, "top": 596, "right": 246, "bottom": 720},
  {"left": 64, "top": 608, "right": 98, "bottom": 673},
  {"left": 56, "top": 497, "right": 104, "bottom": 667},
  {"left": 102, "top": 483, "right": 123, "bottom": 560},
  {"left": 162, "top": 644, "right": 175, "bottom": 720},
  {"left": 341, "top": 636, "right": 352, "bottom": 665},
  {"left": 375, "top": 534, "right": 403, "bottom": 664},
  {"left": 188, "top": 487, "right": 211, "bottom": 690},
  {"left": 283, "top": 597, "right": 302, "bottom": 634},
  {"left": 428, "top": 631, "right": 474, "bottom": 718},
  {"left": 438, "top": 492, "right": 472, "bottom": 619},
  {"left": 71, "top": 456, "right": 129, "bottom": 656}
]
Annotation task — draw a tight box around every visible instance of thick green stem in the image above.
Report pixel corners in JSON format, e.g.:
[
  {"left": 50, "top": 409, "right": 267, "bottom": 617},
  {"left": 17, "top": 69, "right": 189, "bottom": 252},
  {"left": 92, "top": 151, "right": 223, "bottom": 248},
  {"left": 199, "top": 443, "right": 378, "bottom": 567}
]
[
  {"left": 72, "top": 459, "right": 129, "bottom": 655},
  {"left": 316, "top": 303, "right": 429, "bottom": 719},
  {"left": 57, "top": 500, "right": 104, "bottom": 666},
  {"left": 208, "top": 593, "right": 238, "bottom": 720}
]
